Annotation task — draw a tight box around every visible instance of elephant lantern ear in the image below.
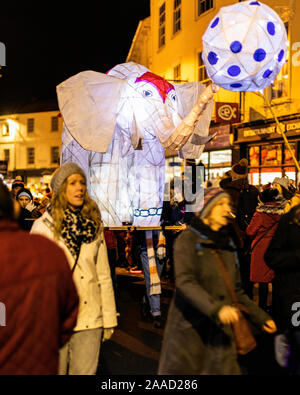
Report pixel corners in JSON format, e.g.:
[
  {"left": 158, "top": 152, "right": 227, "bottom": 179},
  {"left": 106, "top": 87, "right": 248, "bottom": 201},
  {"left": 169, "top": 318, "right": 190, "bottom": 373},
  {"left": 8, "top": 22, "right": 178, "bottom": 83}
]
[
  {"left": 173, "top": 82, "right": 214, "bottom": 159},
  {"left": 57, "top": 71, "right": 125, "bottom": 153}
]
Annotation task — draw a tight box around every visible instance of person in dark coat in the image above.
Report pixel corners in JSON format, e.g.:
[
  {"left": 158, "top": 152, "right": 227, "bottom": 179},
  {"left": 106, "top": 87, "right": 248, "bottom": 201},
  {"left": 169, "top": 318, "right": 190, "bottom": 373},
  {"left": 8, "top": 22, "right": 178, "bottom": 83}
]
[
  {"left": 161, "top": 177, "right": 195, "bottom": 280},
  {"left": 16, "top": 187, "right": 38, "bottom": 231},
  {"left": 246, "top": 188, "right": 286, "bottom": 311},
  {"left": 158, "top": 188, "right": 276, "bottom": 375},
  {"left": 220, "top": 159, "right": 259, "bottom": 298},
  {"left": 222, "top": 160, "right": 259, "bottom": 231},
  {"left": 0, "top": 180, "right": 79, "bottom": 375},
  {"left": 265, "top": 205, "right": 300, "bottom": 374}
]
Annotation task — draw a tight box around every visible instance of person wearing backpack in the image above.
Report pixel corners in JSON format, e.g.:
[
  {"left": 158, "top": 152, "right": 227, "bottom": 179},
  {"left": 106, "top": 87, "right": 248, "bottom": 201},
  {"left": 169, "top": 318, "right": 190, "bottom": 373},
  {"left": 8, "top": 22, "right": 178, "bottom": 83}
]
[{"left": 220, "top": 159, "right": 259, "bottom": 297}]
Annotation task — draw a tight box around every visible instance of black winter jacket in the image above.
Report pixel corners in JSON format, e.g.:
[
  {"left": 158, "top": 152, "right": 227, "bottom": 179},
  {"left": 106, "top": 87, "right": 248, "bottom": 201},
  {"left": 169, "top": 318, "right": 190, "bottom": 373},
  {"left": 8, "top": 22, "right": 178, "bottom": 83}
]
[{"left": 265, "top": 206, "right": 300, "bottom": 330}]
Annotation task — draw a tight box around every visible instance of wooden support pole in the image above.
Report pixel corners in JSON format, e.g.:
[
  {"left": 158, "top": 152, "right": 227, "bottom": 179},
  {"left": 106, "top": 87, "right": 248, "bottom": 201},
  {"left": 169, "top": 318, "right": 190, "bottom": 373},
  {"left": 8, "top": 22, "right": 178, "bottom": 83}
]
[{"left": 103, "top": 225, "right": 186, "bottom": 231}]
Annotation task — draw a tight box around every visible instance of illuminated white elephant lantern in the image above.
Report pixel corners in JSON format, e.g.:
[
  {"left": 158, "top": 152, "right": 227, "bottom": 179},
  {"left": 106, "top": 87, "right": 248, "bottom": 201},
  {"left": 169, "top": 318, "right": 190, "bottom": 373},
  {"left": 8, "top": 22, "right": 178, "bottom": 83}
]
[{"left": 57, "top": 62, "right": 217, "bottom": 226}]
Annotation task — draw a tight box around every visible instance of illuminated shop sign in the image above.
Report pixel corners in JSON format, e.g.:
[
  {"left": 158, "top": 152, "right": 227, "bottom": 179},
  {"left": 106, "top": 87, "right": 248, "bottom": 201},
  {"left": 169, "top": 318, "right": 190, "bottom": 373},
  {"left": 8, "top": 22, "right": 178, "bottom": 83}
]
[
  {"left": 237, "top": 119, "right": 300, "bottom": 142},
  {"left": 243, "top": 125, "right": 276, "bottom": 138},
  {"left": 286, "top": 121, "right": 300, "bottom": 131},
  {"left": 215, "top": 102, "right": 240, "bottom": 124}
]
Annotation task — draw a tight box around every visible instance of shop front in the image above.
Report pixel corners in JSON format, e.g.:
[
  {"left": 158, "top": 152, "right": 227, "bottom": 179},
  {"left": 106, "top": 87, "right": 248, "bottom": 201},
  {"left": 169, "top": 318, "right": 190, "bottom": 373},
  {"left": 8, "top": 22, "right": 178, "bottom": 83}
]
[
  {"left": 233, "top": 115, "right": 300, "bottom": 187},
  {"left": 199, "top": 124, "right": 232, "bottom": 187},
  {"left": 165, "top": 124, "right": 232, "bottom": 187}
]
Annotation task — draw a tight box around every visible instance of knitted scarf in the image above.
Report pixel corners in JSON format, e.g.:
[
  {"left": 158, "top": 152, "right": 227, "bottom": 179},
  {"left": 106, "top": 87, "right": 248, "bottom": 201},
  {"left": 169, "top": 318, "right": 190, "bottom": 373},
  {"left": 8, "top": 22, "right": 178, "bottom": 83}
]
[
  {"left": 49, "top": 206, "right": 98, "bottom": 259},
  {"left": 256, "top": 197, "right": 287, "bottom": 216},
  {"left": 146, "top": 230, "right": 162, "bottom": 296},
  {"left": 190, "top": 217, "right": 236, "bottom": 251},
  {"left": 156, "top": 231, "right": 167, "bottom": 260}
]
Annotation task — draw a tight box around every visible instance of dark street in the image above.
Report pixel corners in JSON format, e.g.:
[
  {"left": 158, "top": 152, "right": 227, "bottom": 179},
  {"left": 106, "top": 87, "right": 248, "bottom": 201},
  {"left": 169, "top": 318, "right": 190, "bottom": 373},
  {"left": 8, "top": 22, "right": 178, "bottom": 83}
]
[{"left": 98, "top": 270, "right": 173, "bottom": 375}]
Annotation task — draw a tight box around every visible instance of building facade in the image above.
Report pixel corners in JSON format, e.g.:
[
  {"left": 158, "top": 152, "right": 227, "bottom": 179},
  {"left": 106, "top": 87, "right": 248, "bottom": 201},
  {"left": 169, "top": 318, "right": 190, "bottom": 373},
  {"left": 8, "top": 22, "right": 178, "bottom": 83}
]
[
  {"left": 0, "top": 104, "right": 62, "bottom": 187},
  {"left": 127, "top": 0, "right": 300, "bottom": 186}
]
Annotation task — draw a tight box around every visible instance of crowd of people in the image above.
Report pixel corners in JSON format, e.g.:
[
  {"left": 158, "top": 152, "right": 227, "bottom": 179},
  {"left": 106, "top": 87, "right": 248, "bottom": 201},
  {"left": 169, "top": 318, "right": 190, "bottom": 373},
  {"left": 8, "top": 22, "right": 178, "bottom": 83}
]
[{"left": 1, "top": 157, "right": 300, "bottom": 375}]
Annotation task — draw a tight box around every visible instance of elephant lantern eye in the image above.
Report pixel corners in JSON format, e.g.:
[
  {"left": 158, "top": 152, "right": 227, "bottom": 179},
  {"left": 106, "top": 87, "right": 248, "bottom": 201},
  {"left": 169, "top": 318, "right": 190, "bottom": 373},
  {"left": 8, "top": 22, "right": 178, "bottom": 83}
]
[
  {"left": 142, "top": 90, "right": 153, "bottom": 98},
  {"left": 171, "top": 93, "right": 177, "bottom": 102}
]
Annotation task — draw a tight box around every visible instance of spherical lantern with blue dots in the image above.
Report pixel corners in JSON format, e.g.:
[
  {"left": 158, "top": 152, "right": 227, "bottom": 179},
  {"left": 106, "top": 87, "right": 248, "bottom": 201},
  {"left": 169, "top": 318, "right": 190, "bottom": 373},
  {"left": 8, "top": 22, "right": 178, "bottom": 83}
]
[{"left": 202, "top": 0, "right": 288, "bottom": 92}]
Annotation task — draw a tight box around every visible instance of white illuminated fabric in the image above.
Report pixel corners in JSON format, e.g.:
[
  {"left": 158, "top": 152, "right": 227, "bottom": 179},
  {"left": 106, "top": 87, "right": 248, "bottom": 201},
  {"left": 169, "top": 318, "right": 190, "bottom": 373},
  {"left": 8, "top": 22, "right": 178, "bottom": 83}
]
[
  {"left": 57, "top": 71, "right": 125, "bottom": 152},
  {"left": 173, "top": 82, "right": 214, "bottom": 159},
  {"left": 202, "top": 0, "right": 288, "bottom": 92},
  {"left": 58, "top": 62, "right": 213, "bottom": 226}
]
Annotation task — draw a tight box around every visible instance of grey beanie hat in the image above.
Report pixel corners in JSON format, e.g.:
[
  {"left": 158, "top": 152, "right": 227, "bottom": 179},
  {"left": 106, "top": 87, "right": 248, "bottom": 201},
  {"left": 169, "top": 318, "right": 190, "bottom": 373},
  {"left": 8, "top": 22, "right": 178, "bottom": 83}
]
[
  {"left": 199, "top": 187, "right": 231, "bottom": 219},
  {"left": 51, "top": 162, "right": 86, "bottom": 196},
  {"left": 273, "top": 177, "right": 290, "bottom": 191}
]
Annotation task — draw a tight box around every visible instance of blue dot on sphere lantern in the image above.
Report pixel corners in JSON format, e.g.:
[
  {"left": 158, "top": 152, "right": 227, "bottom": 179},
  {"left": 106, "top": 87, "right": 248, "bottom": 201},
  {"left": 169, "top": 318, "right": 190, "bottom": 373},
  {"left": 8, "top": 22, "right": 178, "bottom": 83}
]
[
  {"left": 230, "top": 41, "right": 242, "bottom": 54},
  {"left": 250, "top": 1, "right": 260, "bottom": 5},
  {"left": 211, "top": 17, "right": 219, "bottom": 28},
  {"left": 254, "top": 48, "right": 266, "bottom": 62},
  {"left": 230, "top": 83, "right": 243, "bottom": 88},
  {"left": 228, "top": 65, "right": 241, "bottom": 77},
  {"left": 267, "top": 22, "right": 275, "bottom": 36},
  {"left": 278, "top": 49, "right": 285, "bottom": 62},
  {"left": 208, "top": 52, "right": 218, "bottom": 65},
  {"left": 263, "top": 69, "right": 273, "bottom": 78}
]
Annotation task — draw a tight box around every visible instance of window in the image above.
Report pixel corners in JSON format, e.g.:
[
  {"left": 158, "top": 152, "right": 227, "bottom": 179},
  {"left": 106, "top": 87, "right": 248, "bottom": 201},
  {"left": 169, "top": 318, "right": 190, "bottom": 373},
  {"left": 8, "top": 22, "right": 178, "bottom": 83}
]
[
  {"left": 51, "top": 146, "right": 59, "bottom": 164},
  {"left": 270, "top": 22, "right": 289, "bottom": 100},
  {"left": 27, "top": 118, "right": 34, "bottom": 133},
  {"left": 248, "top": 142, "right": 297, "bottom": 186},
  {"left": 1, "top": 123, "right": 9, "bottom": 136},
  {"left": 159, "top": 3, "right": 166, "bottom": 48},
  {"left": 173, "top": 64, "right": 181, "bottom": 81},
  {"left": 196, "top": 150, "right": 232, "bottom": 181},
  {"left": 4, "top": 149, "right": 9, "bottom": 163},
  {"left": 27, "top": 147, "right": 35, "bottom": 165},
  {"left": 51, "top": 116, "right": 59, "bottom": 132},
  {"left": 198, "top": 52, "right": 209, "bottom": 84},
  {"left": 249, "top": 146, "right": 260, "bottom": 167},
  {"left": 261, "top": 144, "right": 282, "bottom": 166},
  {"left": 284, "top": 143, "right": 296, "bottom": 165},
  {"left": 173, "top": 0, "right": 181, "bottom": 35},
  {"left": 197, "top": 0, "right": 213, "bottom": 17}
]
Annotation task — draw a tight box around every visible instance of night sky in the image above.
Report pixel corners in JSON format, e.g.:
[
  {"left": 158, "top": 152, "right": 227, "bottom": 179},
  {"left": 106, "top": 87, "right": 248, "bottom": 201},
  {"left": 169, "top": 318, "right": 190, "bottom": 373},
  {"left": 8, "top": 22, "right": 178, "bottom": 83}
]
[{"left": 0, "top": 1, "right": 150, "bottom": 113}]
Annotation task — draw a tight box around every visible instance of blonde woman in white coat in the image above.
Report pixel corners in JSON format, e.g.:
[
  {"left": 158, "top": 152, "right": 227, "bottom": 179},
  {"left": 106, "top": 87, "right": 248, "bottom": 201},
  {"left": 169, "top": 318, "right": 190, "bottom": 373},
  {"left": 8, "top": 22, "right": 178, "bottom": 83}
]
[{"left": 31, "top": 162, "right": 117, "bottom": 375}]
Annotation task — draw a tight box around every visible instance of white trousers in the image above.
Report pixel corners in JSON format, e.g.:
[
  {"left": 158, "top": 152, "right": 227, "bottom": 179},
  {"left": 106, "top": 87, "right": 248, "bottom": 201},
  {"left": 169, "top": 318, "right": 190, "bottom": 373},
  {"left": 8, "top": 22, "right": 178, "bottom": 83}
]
[{"left": 59, "top": 328, "right": 103, "bottom": 375}]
